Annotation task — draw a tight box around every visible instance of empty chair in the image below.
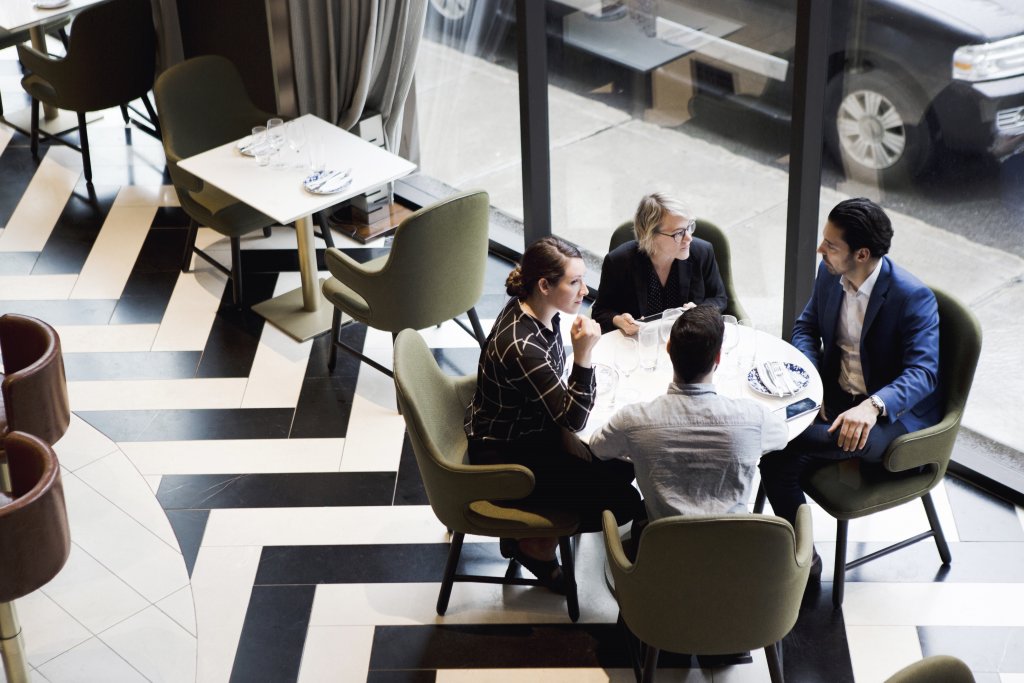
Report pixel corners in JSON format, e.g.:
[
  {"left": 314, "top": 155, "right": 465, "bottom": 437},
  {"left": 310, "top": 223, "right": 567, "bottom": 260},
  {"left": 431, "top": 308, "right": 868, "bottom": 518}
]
[
  {"left": 0, "top": 313, "right": 70, "bottom": 446},
  {"left": 607, "top": 218, "right": 749, "bottom": 320},
  {"left": 603, "top": 506, "right": 813, "bottom": 683},
  {"left": 393, "top": 329, "right": 583, "bottom": 621},
  {"left": 0, "top": 432, "right": 72, "bottom": 683},
  {"left": 17, "top": 0, "right": 157, "bottom": 183},
  {"left": 754, "top": 287, "right": 982, "bottom": 608},
  {"left": 885, "top": 655, "right": 975, "bottom": 682},
  {"left": 154, "top": 55, "right": 278, "bottom": 306},
  {"left": 324, "top": 190, "right": 490, "bottom": 377}
]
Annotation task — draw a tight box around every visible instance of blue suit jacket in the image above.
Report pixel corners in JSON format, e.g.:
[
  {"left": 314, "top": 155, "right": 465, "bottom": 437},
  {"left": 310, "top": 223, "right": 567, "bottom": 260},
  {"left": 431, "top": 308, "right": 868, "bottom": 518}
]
[{"left": 792, "top": 257, "right": 941, "bottom": 433}]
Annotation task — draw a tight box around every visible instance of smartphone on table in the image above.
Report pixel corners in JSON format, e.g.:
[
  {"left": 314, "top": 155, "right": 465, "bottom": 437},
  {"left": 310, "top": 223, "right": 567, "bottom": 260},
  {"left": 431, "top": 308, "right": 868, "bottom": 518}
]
[{"left": 779, "top": 397, "right": 819, "bottom": 421}]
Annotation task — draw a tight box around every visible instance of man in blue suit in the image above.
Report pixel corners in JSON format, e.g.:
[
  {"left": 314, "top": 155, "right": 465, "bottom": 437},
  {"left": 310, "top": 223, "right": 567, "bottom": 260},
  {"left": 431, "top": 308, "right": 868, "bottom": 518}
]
[{"left": 759, "top": 197, "right": 941, "bottom": 577}]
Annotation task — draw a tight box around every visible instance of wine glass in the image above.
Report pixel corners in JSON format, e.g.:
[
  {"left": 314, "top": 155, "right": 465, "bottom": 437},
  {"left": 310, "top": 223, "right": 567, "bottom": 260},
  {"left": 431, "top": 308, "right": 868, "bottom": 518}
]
[
  {"left": 659, "top": 307, "right": 683, "bottom": 344},
  {"left": 286, "top": 120, "right": 307, "bottom": 169},
  {"left": 721, "top": 314, "right": 739, "bottom": 376},
  {"left": 266, "top": 117, "right": 286, "bottom": 168},
  {"left": 614, "top": 337, "right": 640, "bottom": 402}
]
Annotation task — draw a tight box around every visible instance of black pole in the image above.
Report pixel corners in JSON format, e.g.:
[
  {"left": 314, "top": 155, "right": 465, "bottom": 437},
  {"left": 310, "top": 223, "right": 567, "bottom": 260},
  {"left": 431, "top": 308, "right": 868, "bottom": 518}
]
[
  {"left": 516, "top": 0, "right": 552, "bottom": 246},
  {"left": 782, "top": 0, "right": 832, "bottom": 339}
]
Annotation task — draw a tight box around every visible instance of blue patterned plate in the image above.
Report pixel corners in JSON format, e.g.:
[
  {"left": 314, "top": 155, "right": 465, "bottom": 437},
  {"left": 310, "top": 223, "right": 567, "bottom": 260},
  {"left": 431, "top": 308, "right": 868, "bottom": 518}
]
[{"left": 747, "top": 362, "right": 810, "bottom": 397}]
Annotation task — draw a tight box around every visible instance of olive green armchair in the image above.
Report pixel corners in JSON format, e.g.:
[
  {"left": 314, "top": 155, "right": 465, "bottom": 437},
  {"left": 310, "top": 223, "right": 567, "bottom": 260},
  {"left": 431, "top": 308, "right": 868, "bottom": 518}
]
[
  {"left": 393, "top": 329, "right": 583, "bottom": 621},
  {"left": 885, "top": 655, "right": 975, "bottom": 682},
  {"left": 608, "top": 218, "right": 749, "bottom": 320},
  {"left": 154, "top": 55, "right": 278, "bottom": 306},
  {"left": 17, "top": 0, "right": 156, "bottom": 183},
  {"left": 603, "top": 506, "right": 813, "bottom": 682},
  {"left": 325, "top": 190, "right": 490, "bottom": 377},
  {"left": 754, "top": 287, "right": 982, "bottom": 608}
]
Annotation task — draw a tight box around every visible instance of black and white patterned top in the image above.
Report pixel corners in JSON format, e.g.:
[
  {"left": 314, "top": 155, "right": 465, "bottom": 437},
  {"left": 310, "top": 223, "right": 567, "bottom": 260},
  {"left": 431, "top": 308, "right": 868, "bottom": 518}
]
[
  {"left": 465, "top": 297, "right": 596, "bottom": 442},
  {"left": 644, "top": 258, "right": 683, "bottom": 317}
]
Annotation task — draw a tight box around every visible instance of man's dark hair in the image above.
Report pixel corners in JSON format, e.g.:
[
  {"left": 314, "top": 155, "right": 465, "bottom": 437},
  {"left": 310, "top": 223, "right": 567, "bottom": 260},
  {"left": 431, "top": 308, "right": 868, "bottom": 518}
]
[
  {"left": 668, "top": 304, "right": 724, "bottom": 383},
  {"left": 827, "top": 197, "right": 893, "bottom": 258}
]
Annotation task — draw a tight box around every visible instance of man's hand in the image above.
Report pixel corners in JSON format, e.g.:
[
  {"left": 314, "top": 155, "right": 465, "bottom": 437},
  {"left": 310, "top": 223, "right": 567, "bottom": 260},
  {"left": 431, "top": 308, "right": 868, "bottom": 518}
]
[
  {"left": 612, "top": 313, "right": 640, "bottom": 336},
  {"left": 570, "top": 316, "right": 602, "bottom": 367},
  {"left": 827, "top": 400, "right": 879, "bottom": 452}
]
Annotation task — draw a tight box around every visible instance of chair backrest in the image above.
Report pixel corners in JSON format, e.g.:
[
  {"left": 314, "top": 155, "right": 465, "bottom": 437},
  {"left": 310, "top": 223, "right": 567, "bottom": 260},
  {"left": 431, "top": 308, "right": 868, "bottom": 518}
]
[
  {"left": 370, "top": 190, "right": 490, "bottom": 331},
  {"left": 607, "top": 218, "right": 748, "bottom": 320},
  {"left": 604, "top": 506, "right": 812, "bottom": 655},
  {"left": 154, "top": 55, "right": 271, "bottom": 193},
  {"left": 884, "top": 287, "right": 982, "bottom": 474},
  {"left": 393, "top": 329, "right": 534, "bottom": 531},
  {"left": 59, "top": 0, "right": 156, "bottom": 110},
  {"left": 0, "top": 314, "right": 70, "bottom": 445},
  {"left": 885, "top": 655, "right": 975, "bottom": 683},
  {"left": 0, "top": 432, "right": 71, "bottom": 603}
]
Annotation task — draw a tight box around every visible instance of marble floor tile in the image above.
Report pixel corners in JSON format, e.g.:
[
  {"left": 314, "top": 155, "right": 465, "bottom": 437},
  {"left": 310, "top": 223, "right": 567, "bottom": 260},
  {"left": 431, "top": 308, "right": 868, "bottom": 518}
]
[
  {"left": 0, "top": 273, "right": 78, "bottom": 299},
  {"left": 339, "top": 392, "right": 406, "bottom": 472},
  {"left": 53, "top": 323, "right": 160, "bottom": 353},
  {"left": 156, "top": 585, "right": 198, "bottom": 637},
  {"left": 100, "top": 605, "right": 198, "bottom": 683},
  {"left": 150, "top": 268, "right": 226, "bottom": 352},
  {"left": 53, "top": 414, "right": 121, "bottom": 471},
  {"left": 843, "top": 583, "right": 1024, "bottom": 627},
  {"left": 36, "top": 637, "right": 147, "bottom": 683},
  {"left": 0, "top": 154, "right": 79, "bottom": 252},
  {"left": 68, "top": 377, "right": 248, "bottom": 411},
  {"left": 120, "top": 437, "right": 345, "bottom": 475},
  {"left": 15, "top": 590, "right": 92, "bottom": 669},
  {"left": 298, "top": 625, "right": 375, "bottom": 683},
  {"left": 69, "top": 204, "right": 158, "bottom": 300},
  {"left": 240, "top": 280, "right": 314, "bottom": 408},
  {"left": 845, "top": 625, "right": 923, "bottom": 683}
]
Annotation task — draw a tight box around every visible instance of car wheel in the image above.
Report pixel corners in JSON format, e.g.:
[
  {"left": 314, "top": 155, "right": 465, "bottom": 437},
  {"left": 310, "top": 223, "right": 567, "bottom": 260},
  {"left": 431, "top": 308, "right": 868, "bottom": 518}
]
[
  {"left": 428, "top": 0, "right": 471, "bottom": 22},
  {"left": 825, "top": 70, "right": 934, "bottom": 184}
]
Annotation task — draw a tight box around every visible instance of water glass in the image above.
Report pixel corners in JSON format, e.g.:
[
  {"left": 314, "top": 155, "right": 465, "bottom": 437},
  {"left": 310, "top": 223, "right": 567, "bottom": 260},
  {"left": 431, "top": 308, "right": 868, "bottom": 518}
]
[
  {"left": 614, "top": 336, "right": 640, "bottom": 402},
  {"left": 594, "top": 363, "right": 619, "bottom": 407},
  {"left": 721, "top": 314, "right": 739, "bottom": 376},
  {"left": 286, "top": 120, "right": 307, "bottom": 169},
  {"left": 267, "top": 117, "right": 286, "bottom": 168},
  {"left": 308, "top": 141, "right": 326, "bottom": 174},
  {"left": 639, "top": 323, "right": 660, "bottom": 371},
  {"left": 659, "top": 307, "right": 684, "bottom": 344},
  {"left": 736, "top": 318, "right": 757, "bottom": 374},
  {"left": 251, "top": 126, "right": 270, "bottom": 167}
]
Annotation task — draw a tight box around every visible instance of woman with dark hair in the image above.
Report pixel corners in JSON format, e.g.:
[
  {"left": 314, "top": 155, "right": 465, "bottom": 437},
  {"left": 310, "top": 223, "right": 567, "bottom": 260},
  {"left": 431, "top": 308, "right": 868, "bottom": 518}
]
[
  {"left": 465, "top": 236, "right": 639, "bottom": 592},
  {"left": 592, "top": 192, "right": 727, "bottom": 334}
]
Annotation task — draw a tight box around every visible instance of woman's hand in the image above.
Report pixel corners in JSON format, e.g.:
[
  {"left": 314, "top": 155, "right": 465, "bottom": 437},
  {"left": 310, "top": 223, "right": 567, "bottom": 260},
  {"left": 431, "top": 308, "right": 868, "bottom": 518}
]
[
  {"left": 682, "top": 302, "right": 697, "bottom": 311},
  {"left": 570, "top": 316, "right": 602, "bottom": 367},
  {"left": 612, "top": 313, "right": 640, "bottom": 336}
]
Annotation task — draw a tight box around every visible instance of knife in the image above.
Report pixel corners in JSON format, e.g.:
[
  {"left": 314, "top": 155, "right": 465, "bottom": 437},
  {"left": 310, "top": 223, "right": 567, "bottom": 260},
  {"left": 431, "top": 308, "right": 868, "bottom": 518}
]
[
  {"left": 759, "top": 363, "right": 782, "bottom": 397},
  {"left": 773, "top": 361, "right": 797, "bottom": 395}
]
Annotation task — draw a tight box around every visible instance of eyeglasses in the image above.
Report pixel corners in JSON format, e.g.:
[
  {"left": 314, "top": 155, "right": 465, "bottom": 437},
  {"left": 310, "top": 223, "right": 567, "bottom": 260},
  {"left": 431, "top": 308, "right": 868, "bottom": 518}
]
[{"left": 655, "top": 220, "right": 696, "bottom": 243}]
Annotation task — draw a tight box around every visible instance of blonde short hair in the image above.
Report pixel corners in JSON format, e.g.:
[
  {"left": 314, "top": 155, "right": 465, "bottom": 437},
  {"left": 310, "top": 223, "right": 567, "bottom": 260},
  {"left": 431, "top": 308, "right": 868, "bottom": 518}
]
[{"left": 633, "top": 192, "right": 694, "bottom": 255}]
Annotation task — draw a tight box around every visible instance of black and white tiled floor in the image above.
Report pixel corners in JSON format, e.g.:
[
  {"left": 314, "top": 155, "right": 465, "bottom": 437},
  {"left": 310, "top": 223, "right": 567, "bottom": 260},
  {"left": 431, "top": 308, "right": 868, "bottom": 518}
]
[{"left": 4, "top": 68, "right": 1024, "bottom": 683}]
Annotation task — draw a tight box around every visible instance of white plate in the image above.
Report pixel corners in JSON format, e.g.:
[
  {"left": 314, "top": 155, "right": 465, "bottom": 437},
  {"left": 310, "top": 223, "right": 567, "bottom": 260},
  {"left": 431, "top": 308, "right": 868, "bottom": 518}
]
[
  {"left": 302, "top": 169, "right": 352, "bottom": 195},
  {"left": 747, "top": 362, "right": 810, "bottom": 397},
  {"left": 34, "top": 0, "right": 70, "bottom": 9}
]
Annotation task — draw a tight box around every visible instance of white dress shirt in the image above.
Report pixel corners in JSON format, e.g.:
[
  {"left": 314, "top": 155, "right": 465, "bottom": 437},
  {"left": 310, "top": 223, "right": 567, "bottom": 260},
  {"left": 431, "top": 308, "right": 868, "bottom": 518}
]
[{"left": 836, "top": 259, "right": 882, "bottom": 398}]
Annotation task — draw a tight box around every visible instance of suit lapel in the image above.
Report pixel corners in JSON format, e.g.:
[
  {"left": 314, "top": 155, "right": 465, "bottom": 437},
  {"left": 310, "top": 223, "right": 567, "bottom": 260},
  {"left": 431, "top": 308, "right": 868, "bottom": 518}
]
[
  {"left": 862, "top": 256, "right": 891, "bottom": 339},
  {"left": 822, "top": 275, "right": 843, "bottom": 349}
]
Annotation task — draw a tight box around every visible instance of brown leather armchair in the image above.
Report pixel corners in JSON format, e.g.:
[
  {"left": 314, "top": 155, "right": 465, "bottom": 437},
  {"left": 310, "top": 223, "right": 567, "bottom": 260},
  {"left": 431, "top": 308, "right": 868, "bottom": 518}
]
[
  {"left": 0, "top": 432, "right": 72, "bottom": 683},
  {"left": 0, "top": 313, "right": 71, "bottom": 447}
]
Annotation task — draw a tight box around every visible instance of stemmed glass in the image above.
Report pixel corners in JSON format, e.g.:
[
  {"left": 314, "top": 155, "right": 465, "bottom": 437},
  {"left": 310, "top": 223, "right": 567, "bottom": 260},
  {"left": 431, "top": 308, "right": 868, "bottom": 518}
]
[
  {"left": 614, "top": 336, "right": 640, "bottom": 403},
  {"left": 721, "top": 314, "right": 739, "bottom": 376},
  {"left": 266, "top": 117, "right": 286, "bottom": 168},
  {"left": 286, "top": 120, "right": 307, "bottom": 169}
]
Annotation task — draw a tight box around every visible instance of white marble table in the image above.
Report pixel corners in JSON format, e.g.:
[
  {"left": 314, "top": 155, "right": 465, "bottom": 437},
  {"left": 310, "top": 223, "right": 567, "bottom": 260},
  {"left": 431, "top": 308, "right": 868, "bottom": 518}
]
[
  {"left": 579, "top": 323, "right": 823, "bottom": 442},
  {"left": 0, "top": 0, "right": 112, "bottom": 130},
  {"left": 177, "top": 113, "right": 417, "bottom": 341}
]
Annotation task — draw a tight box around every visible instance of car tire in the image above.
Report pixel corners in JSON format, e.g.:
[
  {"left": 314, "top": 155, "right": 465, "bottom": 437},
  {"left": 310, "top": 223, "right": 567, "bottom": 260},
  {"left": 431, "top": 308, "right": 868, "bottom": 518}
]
[
  {"left": 825, "top": 69, "right": 934, "bottom": 185},
  {"left": 425, "top": 0, "right": 509, "bottom": 59}
]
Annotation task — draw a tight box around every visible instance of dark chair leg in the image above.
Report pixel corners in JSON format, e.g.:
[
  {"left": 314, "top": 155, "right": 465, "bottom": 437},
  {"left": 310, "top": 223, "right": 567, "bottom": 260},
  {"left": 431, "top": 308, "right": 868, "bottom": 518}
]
[
  {"left": 141, "top": 93, "right": 161, "bottom": 137},
  {"left": 765, "top": 641, "right": 784, "bottom": 683},
  {"left": 263, "top": 226, "right": 273, "bottom": 238},
  {"left": 229, "top": 236, "right": 243, "bottom": 305},
  {"left": 467, "top": 307, "right": 486, "bottom": 348},
  {"left": 833, "top": 519, "right": 849, "bottom": 609},
  {"left": 77, "top": 112, "right": 92, "bottom": 183},
  {"left": 181, "top": 219, "right": 199, "bottom": 272},
  {"left": 559, "top": 535, "right": 580, "bottom": 622},
  {"left": 641, "top": 646, "right": 659, "bottom": 683},
  {"left": 316, "top": 210, "right": 336, "bottom": 248},
  {"left": 436, "top": 531, "right": 464, "bottom": 616},
  {"left": 922, "top": 492, "right": 952, "bottom": 565},
  {"left": 618, "top": 612, "right": 643, "bottom": 683},
  {"left": 30, "top": 99, "right": 39, "bottom": 159},
  {"left": 57, "top": 27, "right": 69, "bottom": 49},
  {"left": 119, "top": 105, "right": 131, "bottom": 125},
  {"left": 327, "top": 308, "right": 341, "bottom": 372},
  {"left": 753, "top": 481, "right": 766, "bottom": 513}
]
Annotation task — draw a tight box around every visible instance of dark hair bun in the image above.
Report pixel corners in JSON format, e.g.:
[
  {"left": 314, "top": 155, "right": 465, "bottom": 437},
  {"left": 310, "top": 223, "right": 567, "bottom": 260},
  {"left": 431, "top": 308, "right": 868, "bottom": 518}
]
[{"left": 505, "top": 265, "right": 525, "bottom": 297}]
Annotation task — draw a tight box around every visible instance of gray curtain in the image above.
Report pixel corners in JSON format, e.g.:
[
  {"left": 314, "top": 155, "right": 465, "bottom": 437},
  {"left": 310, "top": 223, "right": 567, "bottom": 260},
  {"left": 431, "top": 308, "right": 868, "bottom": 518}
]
[
  {"left": 288, "top": 0, "right": 427, "bottom": 157},
  {"left": 150, "top": 0, "right": 184, "bottom": 73}
]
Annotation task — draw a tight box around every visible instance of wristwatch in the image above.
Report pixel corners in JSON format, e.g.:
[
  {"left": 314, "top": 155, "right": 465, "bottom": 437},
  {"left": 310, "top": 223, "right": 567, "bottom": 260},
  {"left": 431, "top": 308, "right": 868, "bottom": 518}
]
[{"left": 869, "top": 394, "right": 886, "bottom": 416}]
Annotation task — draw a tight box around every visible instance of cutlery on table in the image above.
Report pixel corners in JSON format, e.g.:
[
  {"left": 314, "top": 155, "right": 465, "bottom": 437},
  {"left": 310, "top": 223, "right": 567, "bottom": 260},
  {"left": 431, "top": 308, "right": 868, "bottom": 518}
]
[
  {"left": 772, "top": 361, "right": 798, "bottom": 395},
  {"left": 306, "top": 168, "right": 352, "bottom": 191}
]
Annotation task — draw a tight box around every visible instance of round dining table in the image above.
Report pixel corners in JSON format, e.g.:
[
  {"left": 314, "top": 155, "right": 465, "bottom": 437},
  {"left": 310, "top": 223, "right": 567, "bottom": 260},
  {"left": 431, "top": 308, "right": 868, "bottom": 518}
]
[{"left": 577, "top": 323, "right": 824, "bottom": 443}]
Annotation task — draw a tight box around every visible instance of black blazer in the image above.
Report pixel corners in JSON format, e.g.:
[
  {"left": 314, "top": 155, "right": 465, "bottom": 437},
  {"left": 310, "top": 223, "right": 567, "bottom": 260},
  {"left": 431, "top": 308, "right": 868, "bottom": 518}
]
[{"left": 591, "top": 239, "right": 727, "bottom": 333}]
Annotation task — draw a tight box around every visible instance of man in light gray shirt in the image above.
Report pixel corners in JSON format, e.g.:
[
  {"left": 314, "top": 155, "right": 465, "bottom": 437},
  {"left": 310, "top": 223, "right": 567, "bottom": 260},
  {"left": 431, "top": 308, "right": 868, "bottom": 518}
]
[{"left": 590, "top": 305, "right": 788, "bottom": 522}]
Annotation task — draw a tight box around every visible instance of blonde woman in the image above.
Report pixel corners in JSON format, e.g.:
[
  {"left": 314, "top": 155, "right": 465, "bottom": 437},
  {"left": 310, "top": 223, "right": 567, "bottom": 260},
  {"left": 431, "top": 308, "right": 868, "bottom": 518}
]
[{"left": 592, "top": 193, "right": 727, "bottom": 334}]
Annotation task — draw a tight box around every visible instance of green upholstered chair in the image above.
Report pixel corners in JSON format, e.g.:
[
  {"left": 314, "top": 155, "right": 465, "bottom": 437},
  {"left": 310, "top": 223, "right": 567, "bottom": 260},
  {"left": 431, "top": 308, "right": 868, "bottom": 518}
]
[
  {"left": 603, "top": 506, "right": 813, "bottom": 683},
  {"left": 607, "top": 218, "right": 749, "bottom": 321},
  {"left": 154, "top": 55, "right": 278, "bottom": 306},
  {"left": 885, "top": 655, "right": 975, "bottom": 682},
  {"left": 17, "top": 0, "right": 157, "bottom": 183},
  {"left": 755, "top": 287, "right": 982, "bottom": 608},
  {"left": 393, "top": 329, "right": 583, "bottom": 621},
  {"left": 324, "top": 190, "right": 490, "bottom": 377}
]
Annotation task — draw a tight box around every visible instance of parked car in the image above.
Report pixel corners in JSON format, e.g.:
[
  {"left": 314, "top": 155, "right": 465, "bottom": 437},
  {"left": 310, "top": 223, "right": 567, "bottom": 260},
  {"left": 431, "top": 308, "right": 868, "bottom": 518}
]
[{"left": 426, "top": 0, "right": 1024, "bottom": 184}]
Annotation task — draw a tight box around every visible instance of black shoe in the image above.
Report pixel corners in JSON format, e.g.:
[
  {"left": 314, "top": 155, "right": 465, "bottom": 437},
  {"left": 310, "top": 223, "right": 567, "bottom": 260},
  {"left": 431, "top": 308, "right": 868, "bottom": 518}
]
[
  {"left": 696, "top": 652, "right": 753, "bottom": 667},
  {"left": 501, "top": 539, "right": 566, "bottom": 595},
  {"left": 808, "top": 549, "right": 823, "bottom": 583}
]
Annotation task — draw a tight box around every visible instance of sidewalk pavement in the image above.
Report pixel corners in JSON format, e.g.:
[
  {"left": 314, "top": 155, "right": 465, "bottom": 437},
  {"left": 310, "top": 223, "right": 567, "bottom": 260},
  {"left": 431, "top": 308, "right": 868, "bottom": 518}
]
[{"left": 418, "top": 41, "right": 1024, "bottom": 454}]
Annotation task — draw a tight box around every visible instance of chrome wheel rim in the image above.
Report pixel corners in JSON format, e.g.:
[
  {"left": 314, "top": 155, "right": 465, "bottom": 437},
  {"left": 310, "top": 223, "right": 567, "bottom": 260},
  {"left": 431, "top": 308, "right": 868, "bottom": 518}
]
[
  {"left": 837, "top": 88, "right": 907, "bottom": 170},
  {"left": 429, "top": 0, "right": 471, "bottom": 20}
]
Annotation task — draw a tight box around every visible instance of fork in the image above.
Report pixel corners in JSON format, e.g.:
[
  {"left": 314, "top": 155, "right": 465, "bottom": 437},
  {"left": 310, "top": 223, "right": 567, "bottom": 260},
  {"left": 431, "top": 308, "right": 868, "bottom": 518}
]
[{"left": 772, "top": 361, "right": 797, "bottom": 395}]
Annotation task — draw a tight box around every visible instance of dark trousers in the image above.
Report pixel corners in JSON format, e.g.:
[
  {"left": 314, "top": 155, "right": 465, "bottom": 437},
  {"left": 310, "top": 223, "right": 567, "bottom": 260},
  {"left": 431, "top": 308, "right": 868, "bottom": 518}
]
[
  {"left": 469, "top": 429, "right": 641, "bottom": 533},
  {"left": 758, "top": 390, "right": 908, "bottom": 526}
]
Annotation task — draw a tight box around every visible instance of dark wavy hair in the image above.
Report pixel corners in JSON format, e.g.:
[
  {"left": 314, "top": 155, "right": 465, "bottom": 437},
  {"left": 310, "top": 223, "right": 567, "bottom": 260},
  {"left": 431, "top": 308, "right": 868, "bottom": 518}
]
[
  {"left": 506, "top": 236, "right": 582, "bottom": 298},
  {"left": 828, "top": 197, "right": 893, "bottom": 257},
  {"left": 668, "top": 304, "right": 724, "bottom": 383}
]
